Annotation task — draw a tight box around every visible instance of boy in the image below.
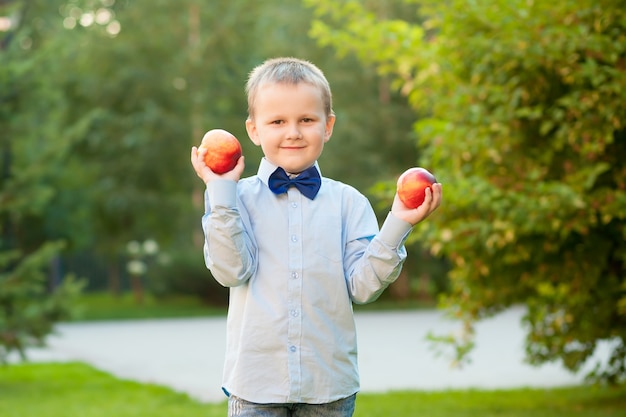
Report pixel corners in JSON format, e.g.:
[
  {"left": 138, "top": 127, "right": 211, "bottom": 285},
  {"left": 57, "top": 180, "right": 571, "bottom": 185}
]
[{"left": 190, "top": 57, "right": 442, "bottom": 417}]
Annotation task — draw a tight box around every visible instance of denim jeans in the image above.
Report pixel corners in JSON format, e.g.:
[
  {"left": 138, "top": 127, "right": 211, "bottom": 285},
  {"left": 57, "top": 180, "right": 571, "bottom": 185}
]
[{"left": 227, "top": 394, "right": 356, "bottom": 417}]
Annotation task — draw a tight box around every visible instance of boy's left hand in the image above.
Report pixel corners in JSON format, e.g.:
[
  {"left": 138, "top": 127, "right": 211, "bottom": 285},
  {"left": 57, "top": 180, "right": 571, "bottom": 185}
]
[{"left": 391, "top": 183, "right": 442, "bottom": 226}]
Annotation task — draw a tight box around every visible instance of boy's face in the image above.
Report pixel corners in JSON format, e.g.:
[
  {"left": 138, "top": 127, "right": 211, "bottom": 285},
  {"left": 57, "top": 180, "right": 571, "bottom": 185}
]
[{"left": 246, "top": 82, "right": 335, "bottom": 174}]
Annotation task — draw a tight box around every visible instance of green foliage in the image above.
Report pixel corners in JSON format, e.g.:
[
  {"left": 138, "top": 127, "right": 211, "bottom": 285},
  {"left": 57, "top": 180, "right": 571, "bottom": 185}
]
[
  {"left": 306, "top": 0, "right": 626, "bottom": 383},
  {"left": 0, "top": 242, "right": 84, "bottom": 363},
  {"left": 0, "top": 0, "right": 85, "bottom": 364},
  {"left": 250, "top": 1, "right": 420, "bottom": 193},
  {"left": 2, "top": 363, "right": 626, "bottom": 417},
  {"left": 147, "top": 248, "right": 229, "bottom": 306},
  {"left": 2, "top": 0, "right": 429, "bottom": 300}
]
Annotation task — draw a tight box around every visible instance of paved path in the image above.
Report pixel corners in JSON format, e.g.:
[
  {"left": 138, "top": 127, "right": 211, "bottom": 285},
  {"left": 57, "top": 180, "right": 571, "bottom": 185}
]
[{"left": 19, "top": 307, "right": 605, "bottom": 403}]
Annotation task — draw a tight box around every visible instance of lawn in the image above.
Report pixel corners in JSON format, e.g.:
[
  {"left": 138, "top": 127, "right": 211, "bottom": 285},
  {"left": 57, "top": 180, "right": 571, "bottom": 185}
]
[
  {"left": 5, "top": 293, "right": 624, "bottom": 416},
  {"left": 73, "top": 292, "right": 226, "bottom": 321},
  {"left": 72, "top": 291, "right": 434, "bottom": 321},
  {"left": 75, "top": 292, "right": 435, "bottom": 321},
  {"left": 1, "top": 362, "right": 625, "bottom": 417}
]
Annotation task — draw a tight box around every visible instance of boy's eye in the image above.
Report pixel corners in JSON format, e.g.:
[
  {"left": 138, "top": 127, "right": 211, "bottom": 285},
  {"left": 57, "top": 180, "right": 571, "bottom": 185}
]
[
  {"left": 271, "top": 120, "right": 283, "bottom": 125},
  {"left": 302, "top": 118, "right": 313, "bottom": 123}
]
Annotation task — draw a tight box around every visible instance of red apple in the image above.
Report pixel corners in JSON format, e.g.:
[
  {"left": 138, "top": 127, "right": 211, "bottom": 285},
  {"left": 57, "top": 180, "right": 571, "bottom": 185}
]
[
  {"left": 198, "top": 129, "right": 242, "bottom": 174},
  {"left": 397, "top": 167, "right": 437, "bottom": 209}
]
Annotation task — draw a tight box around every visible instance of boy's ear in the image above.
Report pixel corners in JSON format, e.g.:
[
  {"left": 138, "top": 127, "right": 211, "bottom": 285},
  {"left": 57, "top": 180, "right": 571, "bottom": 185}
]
[
  {"left": 246, "top": 118, "right": 261, "bottom": 146},
  {"left": 324, "top": 114, "right": 336, "bottom": 143}
]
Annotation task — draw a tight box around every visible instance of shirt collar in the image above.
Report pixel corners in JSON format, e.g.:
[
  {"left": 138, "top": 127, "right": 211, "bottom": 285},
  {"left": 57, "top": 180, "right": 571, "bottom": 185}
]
[{"left": 257, "top": 158, "right": 322, "bottom": 186}]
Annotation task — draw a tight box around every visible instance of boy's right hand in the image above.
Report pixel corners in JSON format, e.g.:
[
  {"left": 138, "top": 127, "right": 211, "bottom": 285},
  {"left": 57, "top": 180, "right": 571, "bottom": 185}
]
[{"left": 190, "top": 146, "right": 245, "bottom": 184}]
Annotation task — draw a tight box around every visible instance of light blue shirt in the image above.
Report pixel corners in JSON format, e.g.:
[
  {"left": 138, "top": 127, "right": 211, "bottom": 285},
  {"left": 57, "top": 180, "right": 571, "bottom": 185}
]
[{"left": 202, "top": 158, "right": 412, "bottom": 404}]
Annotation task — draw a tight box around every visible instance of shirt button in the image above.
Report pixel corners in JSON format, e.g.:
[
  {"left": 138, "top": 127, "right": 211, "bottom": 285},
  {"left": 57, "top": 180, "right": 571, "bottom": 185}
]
[
  {"left": 291, "top": 272, "right": 299, "bottom": 279},
  {"left": 290, "top": 346, "right": 297, "bottom": 352},
  {"left": 291, "top": 310, "right": 299, "bottom": 317},
  {"left": 291, "top": 202, "right": 298, "bottom": 208},
  {"left": 291, "top": 235, "right": 298, "bottom": 242}
]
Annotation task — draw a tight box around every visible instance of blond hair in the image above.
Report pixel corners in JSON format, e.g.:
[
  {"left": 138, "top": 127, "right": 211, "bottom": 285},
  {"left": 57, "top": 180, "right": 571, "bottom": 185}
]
[{"left": 245, "top": 57, "right": 333, "bottom": 119}]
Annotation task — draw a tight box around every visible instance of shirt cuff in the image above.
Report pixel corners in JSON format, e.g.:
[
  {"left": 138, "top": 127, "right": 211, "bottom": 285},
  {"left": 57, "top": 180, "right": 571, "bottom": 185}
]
[
  {"left": 378, "top": 212, "right": 413, "bottom": 249},
  {"left": 206, "top": 179, "right": 238, "bottom": 209}
]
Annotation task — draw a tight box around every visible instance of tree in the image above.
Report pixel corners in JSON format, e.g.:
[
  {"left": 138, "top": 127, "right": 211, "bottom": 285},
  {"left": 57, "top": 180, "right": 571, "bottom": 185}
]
[
  {"left": 2, "top": 0, "right": 444, "bottom": 306},
  {"left": 306, "top": 0, "right": 626, "bottom": 383},
  {"left": 251, "top": 1, "right": 421, "bottom": 193},
  {"left": 56, "top": 0, "right": 427, "bottom": 300},
  {"left": 0, "top": 0, "right": 84, "bottom": 363}
]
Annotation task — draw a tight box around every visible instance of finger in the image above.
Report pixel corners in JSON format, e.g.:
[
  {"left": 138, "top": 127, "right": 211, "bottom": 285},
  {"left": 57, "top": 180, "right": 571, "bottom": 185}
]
[
  {"left": 430, "top": 183, "right": 442, "bottom": 208},
  {"left": 414, "top": 187, "right": 433, "bottom": 211},
  {"left": 228, "top": 155, "right": 245, "bottom": 179},
  {"left": 190, "top": 147, "right": 202, "bottom": 171},
  {"left": 235, "top": 155, "right": 245, "bottom": 169}
]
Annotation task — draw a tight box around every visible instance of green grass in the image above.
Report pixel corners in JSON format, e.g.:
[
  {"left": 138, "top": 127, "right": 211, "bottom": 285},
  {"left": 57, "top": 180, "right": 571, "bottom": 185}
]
[
  {"left": 37, "top": 293, "right": 626, "bottom": 416},
  {"left": 1, "top": 363, "right": 625, "bottom": 417},
  {"left": 0, "top": 362, "right": 220, "bottom": 417},
  {"left": 353, "top": 297, "right": 437, "bottom": 312},
  {"left": 72, "top": 291, "right": 435, "bottom": 322},
  {"left": 73, "top": 292, "right": 226, "bottom": 321},
  {"left": 355, "top": 387, "right": 626, "bottom": 416}
]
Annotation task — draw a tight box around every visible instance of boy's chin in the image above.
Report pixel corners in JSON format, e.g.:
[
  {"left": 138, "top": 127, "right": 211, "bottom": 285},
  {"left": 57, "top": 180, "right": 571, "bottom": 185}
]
[
  {"left": 270, "top": 160, "right": 316, "bottom": 175},
  {"left": 286, "top": 165, "right": 315, "bottom": 175}
]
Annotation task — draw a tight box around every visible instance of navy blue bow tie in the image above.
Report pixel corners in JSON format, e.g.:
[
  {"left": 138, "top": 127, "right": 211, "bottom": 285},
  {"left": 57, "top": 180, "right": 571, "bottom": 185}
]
[{"left": 268, "top": 166, "right": 321, "bottom": 200}]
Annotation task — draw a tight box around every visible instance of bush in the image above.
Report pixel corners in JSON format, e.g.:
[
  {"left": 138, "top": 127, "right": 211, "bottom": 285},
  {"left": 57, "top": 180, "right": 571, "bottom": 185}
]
[{"left": 0, "top": 242, "right": 84, "bottom": 363}]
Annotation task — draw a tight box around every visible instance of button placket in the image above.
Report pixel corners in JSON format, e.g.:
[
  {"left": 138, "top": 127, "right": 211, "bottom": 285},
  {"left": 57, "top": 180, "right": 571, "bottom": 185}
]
[{"left": 286, "top": 188, "right": 303, "bottom": 399}]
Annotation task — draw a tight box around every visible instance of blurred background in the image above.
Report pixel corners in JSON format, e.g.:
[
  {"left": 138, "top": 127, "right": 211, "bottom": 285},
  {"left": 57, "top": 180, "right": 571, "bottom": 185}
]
[
  {"left": 0, "top": 0, "right": 446, "bottom": 307},
  {"left": 1, "top": 0, "right": 624, "bottom": 384}
]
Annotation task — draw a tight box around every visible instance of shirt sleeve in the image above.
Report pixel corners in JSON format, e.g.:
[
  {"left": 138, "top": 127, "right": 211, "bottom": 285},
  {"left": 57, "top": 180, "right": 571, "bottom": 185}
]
[
  {"left": 345, "top": 209, "right": 413, "bottom": 305},
  {"left": 202, "top": 179, "right": 257, "bottom": 287}
]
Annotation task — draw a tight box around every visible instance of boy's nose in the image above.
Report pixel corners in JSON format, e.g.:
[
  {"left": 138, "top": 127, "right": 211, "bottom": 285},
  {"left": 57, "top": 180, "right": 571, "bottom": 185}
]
[{"left": 286, "top": 125, "right": 302, "bottom": 140}]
